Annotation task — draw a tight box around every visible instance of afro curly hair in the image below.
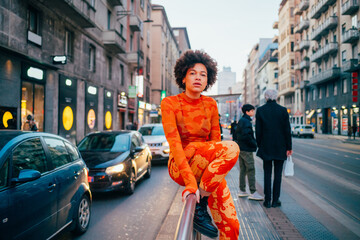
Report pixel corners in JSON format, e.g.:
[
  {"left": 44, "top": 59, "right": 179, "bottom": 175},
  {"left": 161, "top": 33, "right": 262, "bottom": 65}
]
[{"left": 174, "top": 50, "right": 218, "bottom": 92}]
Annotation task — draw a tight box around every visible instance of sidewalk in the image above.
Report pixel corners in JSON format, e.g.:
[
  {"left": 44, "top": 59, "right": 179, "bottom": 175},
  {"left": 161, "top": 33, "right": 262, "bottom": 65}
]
[
  {"left": 156, "top": 157, "right": 337, "bottom": 240},
  {"left": 314, "top": 133, "right": 360, "bottom": 145}
]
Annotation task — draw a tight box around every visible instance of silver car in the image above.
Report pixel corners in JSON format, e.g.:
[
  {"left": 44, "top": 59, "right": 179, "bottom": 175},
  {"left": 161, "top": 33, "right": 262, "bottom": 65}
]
[{"left": 139, "top": 124, "right": 169, "bottom": 163}]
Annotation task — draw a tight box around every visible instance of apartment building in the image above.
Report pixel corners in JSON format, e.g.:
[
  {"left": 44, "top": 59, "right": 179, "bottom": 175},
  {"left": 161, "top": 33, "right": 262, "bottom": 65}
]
[
  {"left": 303, "top": 0, "right": 359, "bottom": 135},
  {"left": 277, "top": 0, "right": 298, "bottom": 121},
  {"left": 257, "top": 44, "right": 279, "bottom": 105},
  {"left": 150, "top": 4, "right": 181, "bottom": 123},
  {"left": 243, "top": 44, "right": 259, "bottom": 106},
  {"left": 0, "top": 0, "right": 160, "bottom": 143}
]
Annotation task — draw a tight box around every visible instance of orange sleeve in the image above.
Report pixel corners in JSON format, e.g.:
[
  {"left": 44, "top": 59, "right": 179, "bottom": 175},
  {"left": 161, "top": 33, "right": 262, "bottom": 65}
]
[
  {"left": 161, "top": 97, "right": 198, "bottom": 195},
  {"left": 208, "top": 98, "right": 222, "bottom": 142}
]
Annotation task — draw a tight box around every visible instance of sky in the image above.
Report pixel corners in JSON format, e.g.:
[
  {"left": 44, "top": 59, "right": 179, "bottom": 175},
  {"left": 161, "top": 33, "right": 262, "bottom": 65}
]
[{"left": 151, "top": 0, "right": 280, "bottom": 83}]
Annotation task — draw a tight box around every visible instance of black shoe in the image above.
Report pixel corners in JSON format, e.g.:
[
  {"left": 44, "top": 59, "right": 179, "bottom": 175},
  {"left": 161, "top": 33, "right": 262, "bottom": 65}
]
[
  {"left": 272, "top": 200, "right": 281, "bottom": 208},
  {"left": 263, "top": 201, "right": 271, "bottom": 208},
  {"left": 193, "top": 197, "right": 218, "bottom": 238}
]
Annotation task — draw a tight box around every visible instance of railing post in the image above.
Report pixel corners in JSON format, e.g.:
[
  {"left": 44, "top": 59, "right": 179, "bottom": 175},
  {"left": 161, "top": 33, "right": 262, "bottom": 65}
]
[{"left": 174, "top": 194, "right": 201, "bottom": 240}]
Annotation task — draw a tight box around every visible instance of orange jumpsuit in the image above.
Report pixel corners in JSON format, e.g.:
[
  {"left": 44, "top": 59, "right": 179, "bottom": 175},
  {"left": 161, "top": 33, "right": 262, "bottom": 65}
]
[{"left": 161, "top": 92, "right": 240, "bottom": 240}]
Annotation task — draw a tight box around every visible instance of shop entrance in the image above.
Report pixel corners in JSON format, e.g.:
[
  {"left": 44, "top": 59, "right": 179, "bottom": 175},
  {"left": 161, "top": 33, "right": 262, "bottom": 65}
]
[{"left": 21, "top": 81, "right": 44, "bottom": 131}]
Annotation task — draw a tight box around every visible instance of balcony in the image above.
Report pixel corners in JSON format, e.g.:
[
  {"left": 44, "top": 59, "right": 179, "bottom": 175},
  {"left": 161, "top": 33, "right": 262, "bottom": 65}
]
[
  {"left": 310, "top": 42, "right": 338, "bottom": 62},
  {"left": 311, "top": 16, "right": 338, "bottom": 41},
  {"left": 102, "top": 30, "right": 126, "bottom": 54},
  {"left": 299, "top": 40, "right": 310, "bottom": 50},
  {"left": 299, "top": 0, "right": 310, "bottom": 11},
  {"left": 43, "top": 0, "right": 95, "bottom": 28},
  {"left": 294, "top": 44, "right": 300, "bottom": 52},
  {"left": 126, "top": 50, "right": 144, "bottom": 68},
  {"left": 272, "top": 35, "right": 278, "bottom": 43},
  {"left": 272, "top": 49, "right": 279, "bottom": 57},
  {"left": 341, "top": 0, "right": 359, "bottom": 15},
  {"left": 279, "top": 86, "right": 296, "bottom": 96},
  {"left": 342, "top": 28, "right": 360, "bottom": 43},
  {"left": 300, "top": 59, "right": 310, "bottom": 69},
  {"left": 129, "top": 15, "right": 141, "bottom": 32},
  {"left": 300, "top": 80, "right": 310, "bottom": 89},
  {"left": 309, "top": 67, "right": 341, "bottom": 85},
  {"left": 310, "top": 0, "right": 337, "bottom": 19},
  {"left": 341, "top": 59, "right": 360, "bottom": 72},
  {"left": 294, "top": 6, "right": 302, "bottom": 15},
  {"left": 107, "top": 0, "right": 123, "bottom": 6},
  {"left": 296, "top": 19, "right": 310, "bottom": 33},
  {"left": 273, "top": 21, "right": 278, "bottom": 29}
]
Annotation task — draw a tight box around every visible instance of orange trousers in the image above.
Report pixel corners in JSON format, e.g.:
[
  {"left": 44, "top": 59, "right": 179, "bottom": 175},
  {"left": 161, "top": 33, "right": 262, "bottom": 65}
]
[{"left": 168, "top": 141, "right": 240, "bottom": 240}]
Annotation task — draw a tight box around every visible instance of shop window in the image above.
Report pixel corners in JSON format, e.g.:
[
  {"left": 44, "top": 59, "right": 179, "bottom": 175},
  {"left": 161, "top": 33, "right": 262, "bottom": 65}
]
[
  {"left": 65, "top": 30, "right": 74, "bottom": 62},
  {"left": 21, "top": 81, "right": 44, "bottom": 132}
]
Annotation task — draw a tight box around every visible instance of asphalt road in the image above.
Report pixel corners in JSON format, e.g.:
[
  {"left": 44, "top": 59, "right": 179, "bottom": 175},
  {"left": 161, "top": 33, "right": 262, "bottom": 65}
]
[{"left": 54, "top": 163, "right": 178, "bottom": 240}]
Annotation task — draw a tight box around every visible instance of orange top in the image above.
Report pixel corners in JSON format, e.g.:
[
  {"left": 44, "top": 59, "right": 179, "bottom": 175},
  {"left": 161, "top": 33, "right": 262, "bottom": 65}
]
[{"left": 161, "top": 92, "right": 221, "bottom": 195}]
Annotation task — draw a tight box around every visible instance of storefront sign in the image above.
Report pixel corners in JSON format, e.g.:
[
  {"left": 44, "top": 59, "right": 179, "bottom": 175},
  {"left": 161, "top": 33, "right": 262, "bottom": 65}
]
[
  {"left": 118, "top": 94, "right": 128, "bottom": 107},
  {"left": 150, "top": 111, "right": 158, "bottom": 117},
  {"left": 139, "top": 101, "right": 145, "bottom": 109},
  {"left": 104, "top": 90, "right": 113, "bottom": 130},
  {"left": 129, "top": 86, "right": 137, "bottom": 98},
  {"left": 161, "top": 90, "right": 166, "bottom": 100},
  {"left": 342, "top": 117, "right": 348, "bottom": 131},
  {"left": 136, "top": 76, "right": 144, "bottom": 98},
  {"left": 352, "top": 72, "right": 358, "bottom": 102},
  {"left": 62, "top": 106, "right": 74, "bottom": 131},
  {"left": 145, "top": 103, "right": 152, "bottom": 111},
  {"left": 85, "top": 83, "right": 98, "bottom": 134}
]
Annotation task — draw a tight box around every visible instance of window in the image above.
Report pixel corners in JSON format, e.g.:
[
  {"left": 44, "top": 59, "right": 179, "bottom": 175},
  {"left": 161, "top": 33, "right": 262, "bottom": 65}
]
[
  {"left": 65, "top": 30, "right": 74, "bottom": 62},
  {"left": 318, "top": 87, "right": 322, "bottom": 99},
  {"left": 334, "top": 82, "right": 338, "bottom": 95},
  {"left": 28, "top": 7, "right": 40, "bottom": 35},
  {"left": 64, "top": 142, "right": 80, "bottom": 161},
  {"left": 342, "top": 23, "right": 346, "bottom": 35},
  {"left": 0, "top": 157, "right": 9, "bottom": 190},
  {"left": 352, "top": 45, "right": 358, "bottom": 59},
  {"left": 44, "top": 137, "right": 71, "bottom": 169},
  {"left": 343, "top": 79, "right": 347, "bottom": 93},
  {"left": 120, "top": 24, "right": 124, "bottom": 36},
  {"left": 147, "top": 4, "right": 151, "bottom": 20},
  {"left": 326, "top": 84, "right": 329, "bottom": 97},
  {"left": 12, "top": 138, "right": 47, "bottom": 178},
  {"left": 130, "top": 34, "right": 133, "bottom": 51},
  {"left": 21, "top": 81, "right": 44, "bottom": 132},
  {"left": 89, "top": 45, "right": 96, "bottom": 72},
  {"left": 140, "top": 0, "right": 144, "bottom": 9},
  {"left": 107, "top": 10, "right": 111, "bottom": 30},
  {"left": 313, "top": 89, "right": 316, "bottom": 101},
  {"left": 307, "top": 90, "right": 310, "bottom": 102},
  {"left": 90, "top": 0, "right": 95, "bottom": 7},
  {"left": 107, "top": 56, "right": 112, "bottom": 80},
  {"left": 120, "top": 64, "right": 124, "bottom": 86},
  {"left": 342, "top": 50, "right": 347, "bottom": 62},
  {"left": 352, "top": 15, "right": 358, "bottom": 28}
]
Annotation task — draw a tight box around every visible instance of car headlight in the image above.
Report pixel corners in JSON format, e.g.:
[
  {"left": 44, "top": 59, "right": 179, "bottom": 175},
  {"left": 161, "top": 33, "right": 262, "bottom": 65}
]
[
  {"left": 162, "top": 141, "right": 169, "bottom": 147},
  {"left": 105, "top": 163, "right": 125, "bottom": 175}
]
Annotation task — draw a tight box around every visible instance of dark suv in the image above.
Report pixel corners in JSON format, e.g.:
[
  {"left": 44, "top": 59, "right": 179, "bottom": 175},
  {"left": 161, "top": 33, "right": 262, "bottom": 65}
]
[{"left": 0, "top": 131, "right": 92, "bottom": 240}]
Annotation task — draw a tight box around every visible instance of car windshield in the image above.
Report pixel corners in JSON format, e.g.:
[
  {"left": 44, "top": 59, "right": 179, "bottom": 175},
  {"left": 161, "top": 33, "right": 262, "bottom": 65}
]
[
  {"left": 78, "top": 134, "right": 130, "bottom": 152},
  {"left": 304, "top": 126, "right": 312, "bottom": 129},
  {"left": 139, "top": 126, "right": 165, "bottom": 136}
]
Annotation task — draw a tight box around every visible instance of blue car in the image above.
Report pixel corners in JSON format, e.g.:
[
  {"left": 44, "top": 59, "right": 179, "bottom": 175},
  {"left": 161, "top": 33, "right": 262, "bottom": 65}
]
[{"left": 0, "top": 131, "right": 92, "bottom": 240}]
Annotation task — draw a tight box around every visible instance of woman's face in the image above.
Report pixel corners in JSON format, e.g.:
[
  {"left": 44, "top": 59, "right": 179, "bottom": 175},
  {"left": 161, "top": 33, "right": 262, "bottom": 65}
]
[{"left": 183, "top": 63, "right": 208, "bottom": 95}]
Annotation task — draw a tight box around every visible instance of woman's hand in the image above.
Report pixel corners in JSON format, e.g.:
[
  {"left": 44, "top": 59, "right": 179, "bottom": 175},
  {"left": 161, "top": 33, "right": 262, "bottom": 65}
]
[{"left": 182, "top": 189, "right": 200, "bottom": 203}]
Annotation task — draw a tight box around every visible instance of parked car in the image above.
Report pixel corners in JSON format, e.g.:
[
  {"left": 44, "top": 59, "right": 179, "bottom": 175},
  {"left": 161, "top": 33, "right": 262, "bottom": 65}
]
[
  {"left": 138, "top": 124, "right": 169, "bottom": 163},
  {"left": 290, "top": 124, "right": 299, "bottom": 136},
  {"left": 0, "top": 131, "right": 91, "bottom": 240},
  {"left": 293, "top": 124, "right": 315, "bottom": 138},
  {"left": 78, "top": 131, "right": 151, "bottom": 194}
]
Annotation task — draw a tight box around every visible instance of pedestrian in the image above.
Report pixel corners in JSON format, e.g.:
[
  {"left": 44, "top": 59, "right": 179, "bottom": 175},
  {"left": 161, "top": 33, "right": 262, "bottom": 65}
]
[
  {"left": 22, "top": 114, "right": 38, "bottom": 131},
  {"left": 235, "top": 104, "right": 264, "bottom": 201},
  {"left": 348, "top": 125, "right": 352, "bottom": 139},
  {"left": 352, "top": 125, "right": 358, "bottom": 139},
  {"left": 161, "top": 50, "right": 240, "bottom": 239},
  {"left": 230, "top": 120, "right": 237, "bottom": 141},
  {"left": 255, "top": 89, "right": 292, "bottom": 208},
  {"left": 131, "top": 121, "right": 138, "bottom": 130},
  {"left": 219, "top": 114, "right": 223, "bottom": 140}
]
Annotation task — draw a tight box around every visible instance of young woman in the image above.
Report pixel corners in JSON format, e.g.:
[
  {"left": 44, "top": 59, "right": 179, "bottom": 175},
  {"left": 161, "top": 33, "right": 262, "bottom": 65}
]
[{"left": 161, "top": 50, "right": 240, "bottom": 239}]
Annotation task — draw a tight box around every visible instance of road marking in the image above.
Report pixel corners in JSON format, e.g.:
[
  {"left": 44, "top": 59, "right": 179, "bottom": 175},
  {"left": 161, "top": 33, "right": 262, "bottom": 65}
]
[
  {"left": 294, "top": 152, "right": 360, "bottom": 178},
  {"left": 284, "top": 176, "right": 360, "bottom": 238},
  {"left": 299, "top": 141, "right": 360, "bottom": 155}
]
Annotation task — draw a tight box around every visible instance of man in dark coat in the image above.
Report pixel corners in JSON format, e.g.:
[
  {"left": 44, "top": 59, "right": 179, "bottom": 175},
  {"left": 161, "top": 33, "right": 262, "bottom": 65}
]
[
  {"left": 230, "top": 120, "right": 237, "bottom": 141},
  {"left": 235, "top": 104, "right": 263, "bottom": 200},
  {"left": 255, "top": 89, "right": 292, "bottom": 208}
]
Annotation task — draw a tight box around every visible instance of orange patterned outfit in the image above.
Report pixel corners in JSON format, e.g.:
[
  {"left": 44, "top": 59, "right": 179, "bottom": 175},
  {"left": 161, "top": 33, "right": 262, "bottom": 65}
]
[{"left": 161, "top": 92, "right": 240, "bottom": 240}]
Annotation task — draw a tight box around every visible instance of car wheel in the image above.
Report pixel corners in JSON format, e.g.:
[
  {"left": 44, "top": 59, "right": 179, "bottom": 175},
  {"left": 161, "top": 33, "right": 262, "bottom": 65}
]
[
  {"left": 72, "top": 194, "right": 91, "bottom": 235},
  {"left": 126, "top": 169, "right": 136, "bottom": 195},
  {"left": 144, "top": 158, "right": 151, "bottom": 179}
]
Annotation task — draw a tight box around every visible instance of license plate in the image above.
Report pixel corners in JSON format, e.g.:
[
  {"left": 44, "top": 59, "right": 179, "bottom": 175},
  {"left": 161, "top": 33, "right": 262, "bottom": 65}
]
[{"left": 88, "top": 176, "right": 94, "bottom": 183}]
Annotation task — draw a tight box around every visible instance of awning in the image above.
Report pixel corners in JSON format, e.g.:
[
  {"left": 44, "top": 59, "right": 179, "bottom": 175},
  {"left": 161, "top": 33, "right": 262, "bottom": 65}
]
[{"left": 306, "top": 110, "right": 315, "bottom": 119}]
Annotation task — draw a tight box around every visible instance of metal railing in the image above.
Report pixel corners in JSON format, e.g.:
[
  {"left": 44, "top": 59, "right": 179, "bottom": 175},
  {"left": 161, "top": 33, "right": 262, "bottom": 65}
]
[{"left": 174, "top": 194, "right": 201, "bottom": 240}]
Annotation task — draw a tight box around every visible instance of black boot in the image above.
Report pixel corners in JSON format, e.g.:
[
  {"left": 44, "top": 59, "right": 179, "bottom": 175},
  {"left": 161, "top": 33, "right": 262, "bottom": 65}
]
[{"left": 193, "top": 196, "right": 218, "bottom": 238}]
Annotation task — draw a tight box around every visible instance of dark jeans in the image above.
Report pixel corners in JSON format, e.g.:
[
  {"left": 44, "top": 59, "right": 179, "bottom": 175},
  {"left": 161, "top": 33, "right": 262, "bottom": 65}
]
[
  {"left": 239, "top": 151, "right": 256, "bottom": 193},
  {"left": 263, "top": 160, "right": 285, "bottom": 203}
]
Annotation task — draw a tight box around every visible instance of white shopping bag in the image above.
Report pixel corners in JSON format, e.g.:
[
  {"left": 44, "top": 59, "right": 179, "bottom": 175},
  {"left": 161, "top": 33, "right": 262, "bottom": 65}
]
[{"left": 284, "top": 155, "right": 294, "bottom": 177}]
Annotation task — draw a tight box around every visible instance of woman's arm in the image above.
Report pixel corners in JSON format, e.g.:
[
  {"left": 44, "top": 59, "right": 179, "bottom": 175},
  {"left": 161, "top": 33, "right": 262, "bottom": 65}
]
[
  {"left": 161, "top": 97, "right": 198, "bottom": 195},
  {"left": 209, "top": 99, "right": 221, "bottom": 142}
]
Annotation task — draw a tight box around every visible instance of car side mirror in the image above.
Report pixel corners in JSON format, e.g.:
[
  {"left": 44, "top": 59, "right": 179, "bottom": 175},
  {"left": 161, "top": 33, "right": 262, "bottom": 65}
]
[
  {"left": 11, "top": 169, "right": 41, "bottom": 184},
  {"left": 134, "top": 146, "right": 145, "bottom": 152}
]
